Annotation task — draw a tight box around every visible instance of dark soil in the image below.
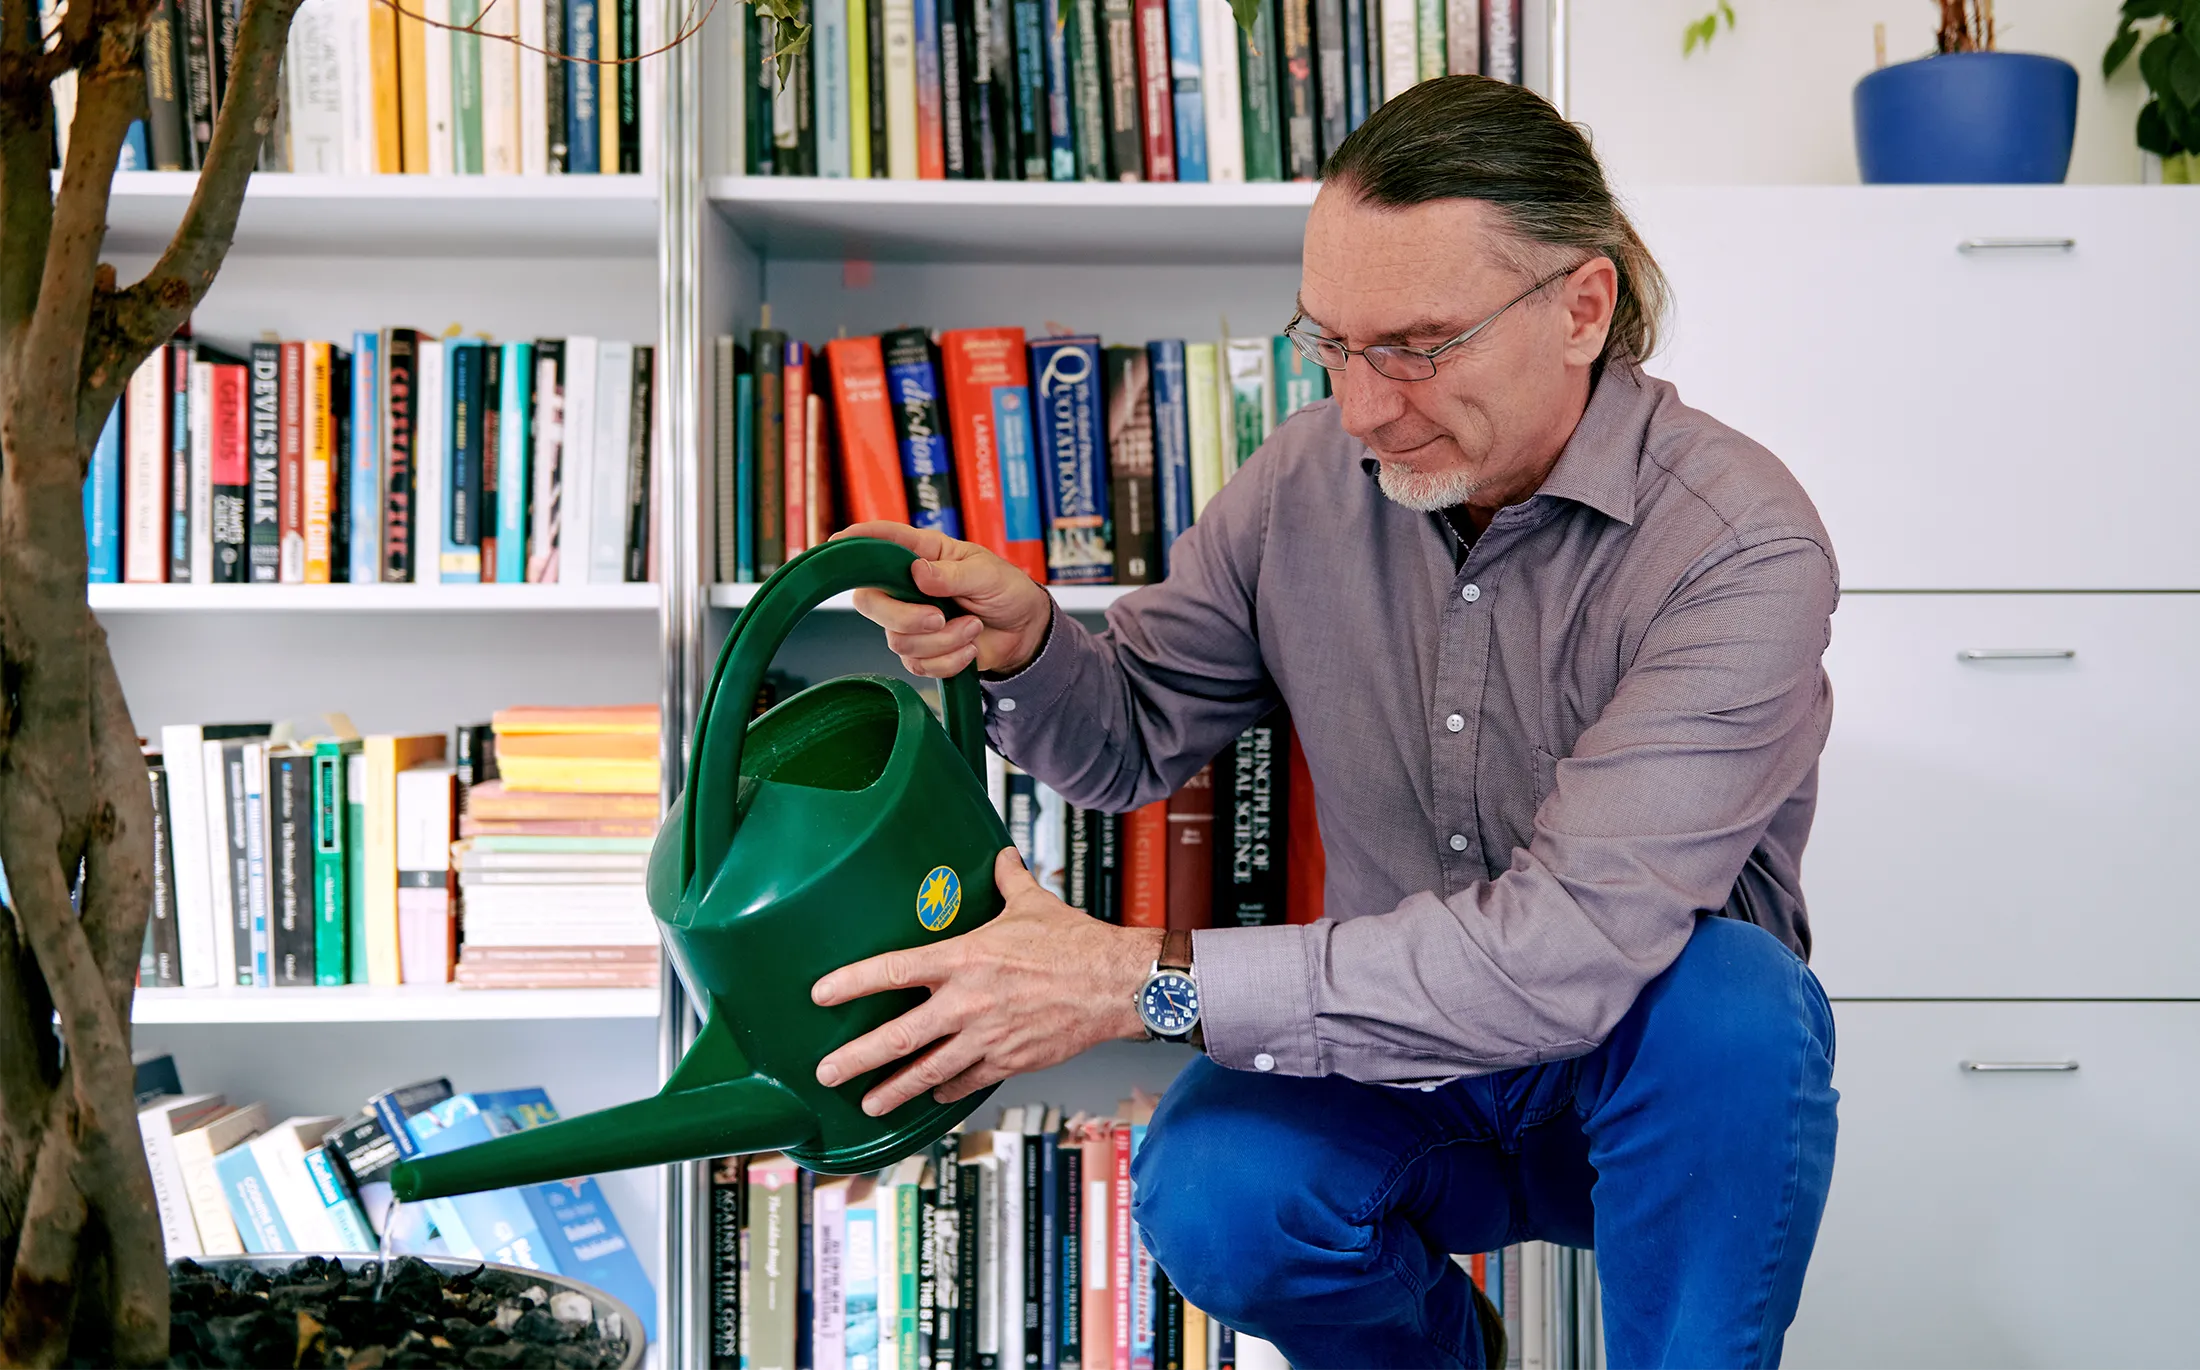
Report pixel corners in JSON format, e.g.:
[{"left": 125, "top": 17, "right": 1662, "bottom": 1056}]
[{"left": 165, "top": 1255, "right": 633, "bottom": 1369}]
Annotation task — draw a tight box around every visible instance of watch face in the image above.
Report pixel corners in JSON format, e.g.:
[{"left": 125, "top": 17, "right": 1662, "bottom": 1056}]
[{"left": 1138, "top": 970, "right": 1201, "bottom": 1037}]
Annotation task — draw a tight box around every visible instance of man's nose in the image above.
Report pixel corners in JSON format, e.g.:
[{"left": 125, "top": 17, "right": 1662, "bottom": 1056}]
[{"left": 1334, "top": 355, "right": 1408, "bottom": 441}]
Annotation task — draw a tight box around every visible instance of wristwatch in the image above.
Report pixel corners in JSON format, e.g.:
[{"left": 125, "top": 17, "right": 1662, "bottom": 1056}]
[{"left": 1136, "top": 929, "right": 1202, "bottom": 1043}]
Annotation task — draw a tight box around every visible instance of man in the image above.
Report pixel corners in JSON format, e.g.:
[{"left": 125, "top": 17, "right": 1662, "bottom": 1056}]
[{"left": 810, "top": 76, "right": 1839, "bottom": 1369}]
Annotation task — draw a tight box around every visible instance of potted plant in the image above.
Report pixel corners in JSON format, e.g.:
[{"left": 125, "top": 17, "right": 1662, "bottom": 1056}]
[
  {"left": 2103, "top": 0, "right": 2199, "bottom": 182},
  {"left": 1853, "top": 0, "right": 2079, "bottom": 182}
]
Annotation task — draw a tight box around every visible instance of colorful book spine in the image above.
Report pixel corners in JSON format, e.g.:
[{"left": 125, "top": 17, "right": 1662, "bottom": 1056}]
[
  {"left": 248, "top": 342, "right": 280, "bottom": 581},
  {"left": 824, "top": 335, "right": 914, "bottom": 528},
  {"left": 1133, "top": 0, "right": 1173, "bottom": 179},
  {"left": 1380, "top": 0, "right": 1415, "bottom": 100},
  {"left": 1316, "top": 0, "right": 1350, "bottom": 157},
  {"left": 1042, "top": 0, "right": 1074, "bottom": 178},
  {"left": 1483, "top": 0, "right": 1521, "bottom": 82},
  {"left": 213, "top": 1144, "right": 292, "bottom": 1254},
  {"left": 1027, "top": 335, "right": 1111, "bottom": 584},
  {"left": 783, "top": 341, "right": 809, "bottom": 560},
  {"left": 1345, "top": 0, "right": 1370, "bottom": 127},
  {"left": 276, "top": 341, "right": 305, "bottom": 582},
  {"left": 1238, "top": 0, "right": 1282, "bottom": 181},
  {"left": 443, "top": 339, "right": 483, "bottom": 584},
  {"left": 1184, "top": 342, "right": 1224, "bottom": 518},
  {"left": 568, "top": 0, "right": 601, "bottom": 171},
  {"left": 1100, "top": 0, "right": 1140, "bottom": 179},
  {"left": 85, "top": 404, "right": 122, "bottom": 583},
  {"left": 1274, "top": 335, "right": 1328, "bottom": 424},
  {"left": 313, "top": 738, "right": 361, "bottom": 986},
  {"left": 1011, "top": 0, "right": 1048, "bottom": 178},
  {"left": 496, "top": 340, "right": 534, "bottom": 584},
  {"left": 1279, "top": 0, "right": 1318, "bottom": 179},
  {"left": 1213, "top": 712, "right": 1289, "bottom": 926},
  {"left": 380, "top": 329, "right": 419, "bottom": 583},
  {"left": 1068, "top": 0, "right": 1105, "bottom": 179},
  {"left": 1145, "top": 340, "right": 1193, "bottom": 572},
  {"left": 914, "top": 0, "right": 946, "bottom": 176},
  {"left": 819, "top": 0, "right": 853, "bottom": 176},
  {"left": 735, "top": 371, "right": 758, "bottom": 581},
  {"left": 880, "top": 328, "right": 964, "bottom": 537},
  {"left": 1414, "top": 0, "right": 1443, "bottom": 79},
  {"left": 1163, "top": 0, "right": 1204, "bottom": 180},
  {"left": 348, "top": 333, "right": 381, "bottom": 585},
  {"left": 940, "top": 327, "right": 1045, "bottom": 581},
  {"left": 1223, "top": 337, "right": 1273, "bottom": 474},
  {"left": 167, "top": 340, "right": 189, "bottom": 582},
  {"left": 303, "top": 341, "right": 334, "bottom": 583},
  {"left": 1197, "top": 0, "right": 1241, "bottom": 182},
  {"left": 884, "top": 0, "right": 918, "bottom": 177},
  {"left": 851, "top": 0, "right": 875, "bottom": 176},
  {"left": 1103, "top": 346, "right": 1157, "bottom": 585}
]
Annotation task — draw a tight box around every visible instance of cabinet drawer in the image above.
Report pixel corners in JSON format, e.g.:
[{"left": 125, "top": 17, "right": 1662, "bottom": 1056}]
[
  {"left": 1805, "top": 594, "right": 2200, "bottom": 998},
  {"left": 1785, "top": 1001, "right": 2200, "bottom": 1369},
  {"left": 1633, "top": 186, "right": 2200, "bottom": 590}
]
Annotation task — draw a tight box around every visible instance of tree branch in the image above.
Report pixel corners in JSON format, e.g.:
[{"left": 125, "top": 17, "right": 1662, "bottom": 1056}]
[
  {"left": 0, "top": 5, "right": 57, "bottom": 340},
  {"left": 84, "top": 0, "right": 300, "bottom": 428},
  {"left": 0, "top": 1092, "right": 84, "bottom": 1368},
  {"left": 25, "top": 13, "right": 140, "bottom": 458},
  {"left": 1, "top": 0, "right": 35, "bottom": 55},
  {"left": 77, "top": 627, "right": 150, "bottom": 1017}
]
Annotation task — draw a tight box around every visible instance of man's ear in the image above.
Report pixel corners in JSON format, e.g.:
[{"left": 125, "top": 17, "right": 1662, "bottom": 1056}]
[{"left": 1562, "top": 257, "right": 1620, "bottom": 368}]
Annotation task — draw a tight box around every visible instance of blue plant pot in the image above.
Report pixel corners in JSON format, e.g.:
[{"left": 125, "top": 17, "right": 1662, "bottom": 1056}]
[{"left": 1854, "top": 51, "right": 2078, "bottom": 184}]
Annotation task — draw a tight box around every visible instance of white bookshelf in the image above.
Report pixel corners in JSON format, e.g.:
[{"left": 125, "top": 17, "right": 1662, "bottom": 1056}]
[
  {"left": 92, "top": 583, "right": 659, "bottom": 613},
  {"left": 707, "top": 582, "right": 1132, "bottom": 613},
  {"left": 132, "top": 984, "right": 661, "bottom": 1025}
]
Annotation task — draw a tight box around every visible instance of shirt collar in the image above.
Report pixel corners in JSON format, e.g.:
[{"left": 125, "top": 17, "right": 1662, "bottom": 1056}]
[{"left": 1352, "top": 361, "right": 1651, "bottom": 529}]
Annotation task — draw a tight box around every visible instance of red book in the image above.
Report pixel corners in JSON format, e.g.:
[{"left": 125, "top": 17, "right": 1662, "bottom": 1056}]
[
  {"left": 806, "top": 391, "right": 826, "bottom": 548},
  {"left": 939, "top": 327, "right": 1046, "bottom": 580},
  {"left": 824, "top": 336, "right": 911, "bottom": 528},
  {"left": 1122, "top": 798, "right": 1169, "bottom": 929},
  {"left": 1134, "top": 0, "right": 1176, "bottom": 181},
  {"left": 1080, "top": 1120, "right": 1116, "bottom": 1370},
  {"left": 1286, "top": 729, "right": 1325, "bottom": 924},
  {"left": 277, "top": 340, "right": 306, "bottom": 583},
  {"left": 1164, "top": 764, "right": 1214, "bottom": 930},
  {"left": 209, "top": 363, "right": 249, "bottom": 582},
  {"left": 916, "top": 30, "right": 945, "bottom": 179},
  {"left": 784, "top": 345, "right": 809, "bottom": 560},
  {"left": 1112, "top": 1122, "right": 1134, "bottom": 1370}
]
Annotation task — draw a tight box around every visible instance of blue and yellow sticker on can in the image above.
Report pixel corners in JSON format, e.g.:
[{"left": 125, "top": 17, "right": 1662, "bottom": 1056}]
[{"left": 916, "top": 865, "right": 961, "bottom": 932}]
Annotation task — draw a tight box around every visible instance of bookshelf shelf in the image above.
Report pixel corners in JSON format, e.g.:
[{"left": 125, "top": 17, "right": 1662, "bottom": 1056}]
[
  {"left": 101, "top": 172, "right": 658, "bottom": 258},
  {"left": 90, "top": 582, "right": 660, "bottom": 613},
  {"left": 705, "top": 177, "right": 1319, "bottom": 265},
  {"left": 131, "top": 984, "right": 662, "bottom": 1025},
  {"left": 707, "top": 582, "right": 1133, "bottom": 613}
]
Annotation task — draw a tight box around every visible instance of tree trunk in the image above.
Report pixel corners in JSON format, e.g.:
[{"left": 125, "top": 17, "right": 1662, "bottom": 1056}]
[{"left": 0, "top": 0, "right": 303, "bottom": 1361}]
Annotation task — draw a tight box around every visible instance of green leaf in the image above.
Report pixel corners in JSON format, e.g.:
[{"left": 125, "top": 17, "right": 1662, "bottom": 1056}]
[
  {"left": 1718, "top": 0, "right": 1734, "bottom": 24},
  {"left": 2172, "top": 39, "right": 2200, "bottom": 104},
  {"left": 2158, "top": 87, "right": 2198, "bottom": 147},
  {"left": 2122, "top": 0, "right": 2175, "bottom": 18},
  {"left": 2138, "top": 101, "right": 2175, "bottom": 154},
  {"left": 1229, "top": 0, "right": 1261, "bottom": 34},
  {"left": 2140, "top": 30, "right": 2179, "bottom": 93},
  {"left": 2105, "top": 20, "right": 2142, "bottom": 77}
]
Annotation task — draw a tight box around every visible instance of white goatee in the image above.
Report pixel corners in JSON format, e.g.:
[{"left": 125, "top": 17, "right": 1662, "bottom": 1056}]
[{"left": 1375, "top": 461, "right": 1483, "bottom": 513}]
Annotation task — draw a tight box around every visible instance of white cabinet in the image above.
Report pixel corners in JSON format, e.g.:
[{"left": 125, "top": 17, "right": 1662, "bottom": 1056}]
[
  {"left": 1805, "top": 592, "right": 2200, "bottom": 998},
  {"left": 1784, "top": 1001, "right": 2200, "bottom": 1369},
  {"left": 1632, "top": 187, "right": 2200, "bottom": 591}
]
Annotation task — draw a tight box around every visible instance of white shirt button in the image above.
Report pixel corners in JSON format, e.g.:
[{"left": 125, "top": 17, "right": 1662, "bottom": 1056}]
[
  {"left": 1448, "top": 833, "right": 1469, "bottom": 852},
  {"left": 1460, "top": 583, "right": 1482, "bottom": 603},
  {"left": 1253, "top": 1052, "right": 1276, "bottom": 1072},
  {"left": 996, "top": 697, "right": 1016, "bottom": 713},
  {"left": 1445, "top": 713, "right": 1464, "bottom": 733}
]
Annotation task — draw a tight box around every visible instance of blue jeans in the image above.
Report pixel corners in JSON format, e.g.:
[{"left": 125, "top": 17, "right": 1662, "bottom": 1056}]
[{"left": 1130, "top": 917, "right": 1838, "bottom": 1370}]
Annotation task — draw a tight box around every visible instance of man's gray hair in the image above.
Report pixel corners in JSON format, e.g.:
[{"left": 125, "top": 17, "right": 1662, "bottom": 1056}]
[{"left": 1321, "top": 76, "right": 1671, "bottom": 364}]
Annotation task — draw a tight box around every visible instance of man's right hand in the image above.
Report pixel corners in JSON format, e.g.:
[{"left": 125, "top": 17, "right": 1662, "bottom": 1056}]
[{"left": 839, "top": 521, "right": 1054, "bottom": 679}]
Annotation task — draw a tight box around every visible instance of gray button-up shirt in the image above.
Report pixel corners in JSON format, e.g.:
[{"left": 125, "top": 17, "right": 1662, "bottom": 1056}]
[{"left": 981, "top": 363, "right": 1839, "bottom": 1083}]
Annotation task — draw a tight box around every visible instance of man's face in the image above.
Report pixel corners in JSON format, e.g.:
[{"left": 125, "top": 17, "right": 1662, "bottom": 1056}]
[{"left": 1298, "top": 190, "right": 1615, "bottom": 514}]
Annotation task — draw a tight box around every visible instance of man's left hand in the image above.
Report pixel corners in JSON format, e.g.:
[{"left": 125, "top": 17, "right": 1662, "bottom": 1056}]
[{"left": 812, "top": 847, "right": 1166, "bottom": 1117}]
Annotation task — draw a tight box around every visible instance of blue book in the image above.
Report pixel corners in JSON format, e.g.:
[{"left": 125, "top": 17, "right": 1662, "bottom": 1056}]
[
  {"left": 495, "top": 340, "right": 533, "bottom": 583},
  {"left": 734, "top": 372, "right": 757, "bottom": 582},
  {"left": 366, "top": 1077, "right": 455, "bottom": 1162},
  {"left": 880, "top": 329, "right": 963, "bottom": 538},
  {"left": 1164, "top": 0, "right": 1206, "bottom": 181},
  {"left": 302, "top": 1145, "right": 376, "bottom": 1252},
  {"left": 405, "top": 1095, "right": 555, "bottom": 1270},
  {"left": 215, "top": 1144, "right": 294, "bottom": 1253},
  {"left": 1145, "top": 340, "right": 1193, "bottom": 573},
  {"left": 1037, "top": 1129, "right": 1058, "bottom": 1370},
  {"left": 442, "top": 340, "right": 482, "bottom": 583},
  {"left": 119, "top": 121, "right": 148, "bottom": 170},
  {"left": 1130, "top": 1121, "right": 1155, "bottom": 1370},
  {"left": 85, "top": 404, "right": 121, "bottom": 583},
  {"left": 913, "top": 0, "right": 942, "bottom": 174},
  {"left": 1011, "top": 0, "right": 1048, "bottom": 179},
  {"left": 567, "top": 0, "right": 602, "bottom": 173},
  {"left": 1343, "top": 0, "right": 1369, "bottom": 130},
  {"left": 474, "top": 1089, "right": 658, "bottom": 1339},
  {"left": 349, "top": 332, "right": 382, "bottom": 586},
  {"left": 1028, "top": 335, "right": 1111, "bottom": 583},
  {"left": 1042, "top": 0, "right": 1075, "bottom": 179},
  {"left": 169, "top": 347, "right": 189, "bottom": 577},
  {"left": 846, "top": 1200, "right": 879, "bottom": 1365},
  {"left": 992, "top": 381, "right": 1042, "bottom": 554},
  {"left": 816, "top": 0, "right": 852, "bottom": 177}
]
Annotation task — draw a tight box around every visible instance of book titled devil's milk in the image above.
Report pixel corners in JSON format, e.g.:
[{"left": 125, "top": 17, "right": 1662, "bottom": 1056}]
[{"left": 1027, "top": 335, "right": 1112, "bottom": 583}]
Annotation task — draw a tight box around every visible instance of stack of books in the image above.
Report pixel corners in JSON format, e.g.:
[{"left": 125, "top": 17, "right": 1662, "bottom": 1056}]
[
  {"left": 138, "top": 1062, "right": 656, "bottom": 1337},
  {"left": 453, "top": 704, "right": 662, "bottom": 989},
  {"left": 86, "top": 332, "right": 656, "bottom": 589},
  {"left": 709, "top": 1101, "right": 1531, "bottom": 1370},
  {"left": 48, "top": 0, "right": 649, "bottom": 174},
  {"left": 734, "top": 0, "right": 1525, "bottom": 181},
  {"left": 713, "top": 325, "right": 1328, "bottom": 585}
]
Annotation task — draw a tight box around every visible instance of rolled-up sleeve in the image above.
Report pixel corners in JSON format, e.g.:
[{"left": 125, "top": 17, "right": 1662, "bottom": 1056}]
[{"left": 1195, "top": 534, "right": 1838, "bottom": 1081}]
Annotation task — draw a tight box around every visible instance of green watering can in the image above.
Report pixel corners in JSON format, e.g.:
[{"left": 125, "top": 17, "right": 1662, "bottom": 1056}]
[{"left": 390, "top": 538, "right": 1013, "bottom": 1201}]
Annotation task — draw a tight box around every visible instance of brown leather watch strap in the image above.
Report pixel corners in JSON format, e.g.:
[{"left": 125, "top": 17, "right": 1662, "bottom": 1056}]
[{"left": 1160, "top": 928, "right": 1193, "bottom": 973}]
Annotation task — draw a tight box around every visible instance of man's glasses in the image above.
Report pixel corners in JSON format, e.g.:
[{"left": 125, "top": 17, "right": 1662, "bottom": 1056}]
[{"left": 1283, "top": 262, "right": 1585, "bottom": 382}]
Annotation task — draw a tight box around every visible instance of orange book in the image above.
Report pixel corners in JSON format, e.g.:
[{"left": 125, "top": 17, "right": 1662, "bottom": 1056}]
[
  {"left": 464, "top": 780, "right": 659, "bottom": 821},
  {"left": 1122, "top": 797, "right": 1169, "bottom": 929},
  {"left": 1286, "top": 730, "right": 1325, "bottom": 924},
  {"left": 940, "top": 327, "right": 1046, "bottom": 581},
  {"left": 370, "top": 0, "right": 402, "bottom": 172},
  {"left": 806, "top": 391, "right": 827, "bottom": 547},
  {"left": 823, "top": 336, "right": 911, "bottom": 527},
  {"left": 1080, "top": 1119, "right": 1116, "bottom": 1370},
  {"left": 491, "top": 703, "right": 660, "bottom": 735},
  {"left": 493, "top": 731, "right": 658, "bottom": 761},
  {"left": 784, "top": 348, "right": 809, "bottom": 558},
  {"left": 396, "top": 0, "right": 428, "bottom": 172}
]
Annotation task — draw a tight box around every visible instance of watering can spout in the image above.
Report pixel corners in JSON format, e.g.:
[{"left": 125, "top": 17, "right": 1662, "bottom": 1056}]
[{"left": 389, "top": 1008, "right": 819, "bottom": 1202}]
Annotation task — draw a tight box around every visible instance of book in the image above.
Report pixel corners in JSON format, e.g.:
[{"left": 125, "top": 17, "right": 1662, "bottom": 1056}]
[
  {"left": 783, "top": 342, "right": 810, "bottom": 559},
  {"left": 142, "top": 0, "right": 187, "bottom": 169},
  {"left": 814, "top": 1174, "right": 851, "bottom": 1370},
  {"left": 176, "top": 1102, "right": 268, "bottom": 1257},
  {"left": 824, "top": 336, "right": 914, "bottom": 528},
  {"left": 214, "top": 1130, "right": 293, "bottom": 1253},
  {"left": 267, "top": 744, "right": 317, "bottom": 986},
  {"left": 1040, "top": 0, "right": 1073, "bottom": 179},
  {"left": 1103, "top": 346, "right": 1156, "bottom": 585},
  {"left": 169, "top": 341, "right": 192, "bottom": 582},
  {"left": 442, "top": 338, "right": 484, "bottom": 582},
  {"left": 568, "top": 0, "right": 601, "bottom": 171},
  {"left": 85, "top": 405, "right": 121, "bottom": 583},
  {"left": 1144, "top": 340, "right": 1192, "bottom": 573},
  {"left": 312, "top": 737, "right": 362, "bottom": 985},
  {"left": 141, "top": 1094, "right": 228, "bottom": 1257},
  {"left": 1278, "top": 0, "right": 1318, "bottom": 179},
  {"left": 1380, "top": 0, "right": 1414, "bottom": 100},
  {"left": 301, "top": 1144, "right": 376, "bottom": 1252},
  {"left": 241, "top": 739, "right": 273, "bottom": 984},
  {"left": 277, "top": 340, "right": 305, "bottom": 582},
  {"left": 940, "top": 327, "right": 1045, "bottom": 581},
  {"left": 348, "top": 332, "right": 381, "bottom": 584},
  {"left": 1099, "top": 0, "right": 1140, "bottom": 179},
  {"left": 379, "top": 328, "right": 419, "bottom": 582},
  {"left": 247, "top": 343, "right": 281, "bottom": 582},
  {"left": 1285, "top": 729, "right": 1324, "bottom": 923},
  {"left": 940, "top": 0, "right": 970, "bottom": 177},
  {"left": 209, "top": 356, "right": 253, "bottom": 583},
  {"left": 527, "top": 339, "right": 565, "bottom": 582},
  {"left": 1028, "top": 335, "right": 1110, "bottom": 583},
  {"left": 142, "top": 754, "right": 182, "bottom": 987},
  {"left": 157, "top": 725, "right": 220, "bottom": 987},
  {"left": 591, "top": 340, "right": 636, "bottom": 582},
  {"left": 1183, "top": 342, "right": 1223, "bottom": 517},
  {"left": 362, "top": 733, "right": 446, "bottom": 985},
  {"left": 1162, "top": 0, "right": 1204, "bottom": 180},
  {"left": 1010, "top": 0, "right": 1046, "bottom": 179},
  {"left": 1133, "top": 0, "right": 1172, "bottom": 179},
  {"left": 1197, "top": 0, "right": 1240, "bottom": 182},
  {"left": 414, "top": 334, "right": 448, "bottom": 584},
  {"left": 1317, "top": 0, "right": 1350, "bottom": 157},
  {"left": 1213, "top": 712, "right": 1288, "bottom": 927},
  {"left": 881, "top": 328, "right": 964, "bottom": 537},
  {"left": 1273, "top": 335, "right": 1327, "bottom": 424},
  {"left": 1482, "top": 0, "right": 1519, "bottom": 82},
  {"left": 625, "top": 345, "right": 655, "bottom": 582},
  {"left": 481, "top": 346, "right": 501, "bottom": 577},
  {"left": 748, "top": 1154, "right": 803, "bottom": 1370},
  {"left": 403, "top": 1095, "right": 554, "bottom": 1268},
  {"left": 1122, "top": 797, "right": 1167, "bottom": 929},
  {"left": 246, "top": 1115, "right": 344, "bottom": 1252},
  {"left": 396, "top": 764, "right": 459, "bottom": 984},
  {"left": 1222, "top": 337, "right": 1273, "bottom": 474},
  {"left": 914, "top": 0, "right": 946, "bottom": 176},
  {"left": 124, "top": 347, "right": 167, "bottom": 584},
  {"left": 1164, "top": 763, "right": 1214, "bottom": 929},
  {"left": 1066, "top": 0, "right": 1104, "bottom": 179},
  {"left": 344, "top": 751, "right": 370, "bottom": 980},
  {"left": 883, "top": 0, "right": 918, "bottom": 177},
  {"left": 302, "top": 340, "right": 334, "bottom": 582},
  {"left": 1345, "top": 0, "right": 1371, "bottom": 128},
  {"left": 202, "top": 726, "right": 271, "bottom": 987},
  {"left": 1444, "top": 0, "right": 1475, "bottom": 73},
  {"left": 752, "top": 328, "right": 788, "bottom": 573}
]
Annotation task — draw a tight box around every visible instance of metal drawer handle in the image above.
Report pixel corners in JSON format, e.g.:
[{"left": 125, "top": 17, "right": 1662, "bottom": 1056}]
[
  {"left": 1957, "top": 648, "right": 2077, "bottom": 662},
  {"left": 1962, "top": 1060, "right": 2079, "bottom": 1073},
  {"left": 1957, "top": 237, "right": 2076, "bottom": 253}
]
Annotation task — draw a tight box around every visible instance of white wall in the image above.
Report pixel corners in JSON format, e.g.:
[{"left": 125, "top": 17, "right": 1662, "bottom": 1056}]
[{"left": 1567, "top": 0, "right": 2148, "bottom": 187}]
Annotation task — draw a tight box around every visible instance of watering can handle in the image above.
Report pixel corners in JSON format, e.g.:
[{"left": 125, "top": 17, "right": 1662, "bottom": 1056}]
[{"left": 684, "top": 537, "right": 991, "bottom": 886}]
